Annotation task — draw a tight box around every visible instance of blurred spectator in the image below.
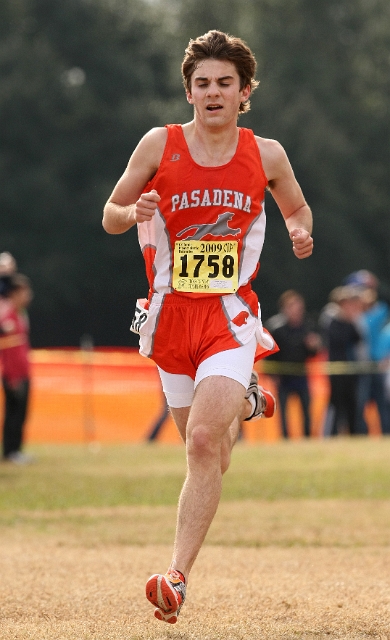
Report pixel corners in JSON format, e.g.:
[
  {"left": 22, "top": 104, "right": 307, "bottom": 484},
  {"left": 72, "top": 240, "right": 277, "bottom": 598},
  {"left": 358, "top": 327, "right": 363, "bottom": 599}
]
[
  {"left": 374, "top": 322, "right": 390, "bottom": 433},
  {"left": 322, "top": 286, "right": 365, "bottom": 436},
  {"left": 343, "top": 270, "right": 390, "bottom": 435},
  {"left": 0, "top": 273, "right": 34, "bottom": 463},
  {"left": 146, "top": 389, "right": 170, "bottom": 441},
  {"left": 265, "top": 290, "right": 322, "bottom": 438},
  {"left": 0, "top": 252, "right": 17, "bottom": 298}
]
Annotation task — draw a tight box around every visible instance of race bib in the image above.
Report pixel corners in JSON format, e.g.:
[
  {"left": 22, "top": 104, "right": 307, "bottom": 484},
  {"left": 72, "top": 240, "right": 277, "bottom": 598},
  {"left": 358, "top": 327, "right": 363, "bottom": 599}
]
[
  {"left": 130, "top": 298, "right": 149, "bottom": 334},
  {"left": 172, "top": 240, "right": 239, "bottom": 294}
]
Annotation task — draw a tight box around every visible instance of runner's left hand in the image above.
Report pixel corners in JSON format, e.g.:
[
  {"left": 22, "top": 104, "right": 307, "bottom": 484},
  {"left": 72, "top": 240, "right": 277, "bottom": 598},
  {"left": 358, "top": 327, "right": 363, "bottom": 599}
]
[{"left": 289, "top": 229, "right": 313, "bottom": 259}]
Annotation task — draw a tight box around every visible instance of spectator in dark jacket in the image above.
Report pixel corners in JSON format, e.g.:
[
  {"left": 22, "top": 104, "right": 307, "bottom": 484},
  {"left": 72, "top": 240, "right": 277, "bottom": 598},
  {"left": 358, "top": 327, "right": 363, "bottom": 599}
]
[
  {"left": 322, "top": 286, "right": 365, "bottom": 437},
  {"left": 265, "top": 290, "right": 322, "bottom": 438}
]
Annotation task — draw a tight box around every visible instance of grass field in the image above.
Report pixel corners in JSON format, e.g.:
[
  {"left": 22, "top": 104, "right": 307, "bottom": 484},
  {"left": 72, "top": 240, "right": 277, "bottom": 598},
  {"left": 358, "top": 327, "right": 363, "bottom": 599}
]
[{"left": 1, "top": 438, "right": 390, "bottom": 639}]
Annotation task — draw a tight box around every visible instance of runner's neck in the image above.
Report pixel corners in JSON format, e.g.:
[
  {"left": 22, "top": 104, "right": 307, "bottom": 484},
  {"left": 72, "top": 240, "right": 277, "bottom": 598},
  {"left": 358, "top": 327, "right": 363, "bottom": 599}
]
[{"left": 182, "top": 122, "right": 240, "bottom": 167}]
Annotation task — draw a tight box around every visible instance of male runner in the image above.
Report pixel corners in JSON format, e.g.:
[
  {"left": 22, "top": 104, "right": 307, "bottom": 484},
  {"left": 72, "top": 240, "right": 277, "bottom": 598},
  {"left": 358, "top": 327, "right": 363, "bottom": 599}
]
[{"left": 103, "top": 30, "right": 313, "bottom": 623}]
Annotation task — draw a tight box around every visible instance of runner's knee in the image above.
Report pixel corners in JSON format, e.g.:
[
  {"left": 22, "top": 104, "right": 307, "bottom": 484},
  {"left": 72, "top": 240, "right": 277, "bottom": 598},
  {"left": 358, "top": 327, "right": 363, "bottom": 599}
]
[{"left": 187, "top": 425, "right": 220, "bottom": 461}]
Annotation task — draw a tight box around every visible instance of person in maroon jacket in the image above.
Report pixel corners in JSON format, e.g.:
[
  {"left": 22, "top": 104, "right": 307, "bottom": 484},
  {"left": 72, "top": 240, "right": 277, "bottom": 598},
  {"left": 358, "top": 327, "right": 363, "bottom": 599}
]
[{"left": 0, "top": 273, "right": 33, "bottom": 463}]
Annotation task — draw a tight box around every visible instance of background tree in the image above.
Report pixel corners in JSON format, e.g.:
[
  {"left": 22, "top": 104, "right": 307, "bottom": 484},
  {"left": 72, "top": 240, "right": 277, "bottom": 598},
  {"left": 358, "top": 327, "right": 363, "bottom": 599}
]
[{"left": 1, "top": 0, "right": 389, "bottom": 346}]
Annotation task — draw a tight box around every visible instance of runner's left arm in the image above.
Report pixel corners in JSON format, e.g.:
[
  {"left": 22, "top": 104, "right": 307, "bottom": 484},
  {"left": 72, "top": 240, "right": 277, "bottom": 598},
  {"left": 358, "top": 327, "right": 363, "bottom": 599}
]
[{"left": 257, "top": 137, "right": 313, "bottom": 259}]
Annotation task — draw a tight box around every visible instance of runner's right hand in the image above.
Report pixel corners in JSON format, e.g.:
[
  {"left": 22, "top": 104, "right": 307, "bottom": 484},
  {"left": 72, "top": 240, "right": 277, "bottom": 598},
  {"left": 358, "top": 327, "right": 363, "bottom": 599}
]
[{"left": 134, "top": 190, "right": 161, "bottom": 223}]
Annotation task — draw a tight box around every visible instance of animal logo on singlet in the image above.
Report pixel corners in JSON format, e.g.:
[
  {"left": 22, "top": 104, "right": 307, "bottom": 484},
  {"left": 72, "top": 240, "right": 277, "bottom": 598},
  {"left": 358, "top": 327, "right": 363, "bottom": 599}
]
[{"left": 176, "top": 212, "right": 241, "bottom": 241}]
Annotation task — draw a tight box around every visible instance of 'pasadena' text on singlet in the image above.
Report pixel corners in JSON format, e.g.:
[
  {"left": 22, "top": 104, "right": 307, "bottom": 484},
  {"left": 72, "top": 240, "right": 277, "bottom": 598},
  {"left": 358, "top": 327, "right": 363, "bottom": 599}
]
[{"left": 171, "top": 189, "right": 252, "bottom": 213}]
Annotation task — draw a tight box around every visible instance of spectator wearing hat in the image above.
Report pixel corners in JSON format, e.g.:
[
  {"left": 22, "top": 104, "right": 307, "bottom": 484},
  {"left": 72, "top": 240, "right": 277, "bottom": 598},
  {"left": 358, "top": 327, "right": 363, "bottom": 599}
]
[
  {"left": 343, "top": 271, "right": 390, "bottom": 435},
  {"left": 0, "top": 252, "right": 17, "bottom": 298}
]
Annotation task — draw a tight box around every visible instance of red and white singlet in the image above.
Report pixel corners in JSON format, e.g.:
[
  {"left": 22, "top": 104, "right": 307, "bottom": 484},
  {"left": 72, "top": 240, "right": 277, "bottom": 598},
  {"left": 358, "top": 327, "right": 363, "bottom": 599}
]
[{"left": 133, "top": 124, "right": 278, "bottom": 376}]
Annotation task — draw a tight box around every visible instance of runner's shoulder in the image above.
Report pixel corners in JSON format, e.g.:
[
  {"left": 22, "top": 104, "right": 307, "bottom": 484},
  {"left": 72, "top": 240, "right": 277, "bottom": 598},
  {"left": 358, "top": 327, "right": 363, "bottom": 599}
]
[
  {"left": 254, "top": 135, "right": 287, "bottom": 160},
  {"left": 131, "top": 127, "right": 168, "bottom": 173},
  {"left": 143, "top": 126, "right": 168, "bottom": 143},
  {"left": 254, "top": 136, "right": 291, "bottom": 182}
]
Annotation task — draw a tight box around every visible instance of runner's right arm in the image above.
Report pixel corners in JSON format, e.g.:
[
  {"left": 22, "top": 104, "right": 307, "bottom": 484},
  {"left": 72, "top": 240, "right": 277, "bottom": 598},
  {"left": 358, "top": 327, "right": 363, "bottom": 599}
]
[{"left": 102, "top": 127, "right": 167, "bottom": 234}]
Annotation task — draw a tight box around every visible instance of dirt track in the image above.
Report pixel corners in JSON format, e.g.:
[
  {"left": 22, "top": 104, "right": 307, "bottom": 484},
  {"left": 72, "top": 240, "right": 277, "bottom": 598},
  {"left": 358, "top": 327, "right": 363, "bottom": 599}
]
[{"left": 1, "top": 536, "right": 390, "bottom": 639}]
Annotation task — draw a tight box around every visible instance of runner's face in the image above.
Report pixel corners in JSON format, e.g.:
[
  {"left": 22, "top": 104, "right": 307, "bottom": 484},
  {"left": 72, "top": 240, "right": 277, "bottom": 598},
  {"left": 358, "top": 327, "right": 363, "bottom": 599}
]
[{"left": 186, "top": 59, "right": 250, "bottom": 126}]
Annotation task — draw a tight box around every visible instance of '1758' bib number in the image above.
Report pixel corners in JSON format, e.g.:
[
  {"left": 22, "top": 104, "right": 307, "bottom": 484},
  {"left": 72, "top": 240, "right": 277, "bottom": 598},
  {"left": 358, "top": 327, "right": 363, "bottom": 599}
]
[{"left": 173, "top": 240, "right": 238, "bottom": 294}]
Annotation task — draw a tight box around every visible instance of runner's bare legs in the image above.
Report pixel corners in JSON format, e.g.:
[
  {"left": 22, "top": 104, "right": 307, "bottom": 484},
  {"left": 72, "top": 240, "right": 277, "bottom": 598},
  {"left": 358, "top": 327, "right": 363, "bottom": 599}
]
[{"left": 169, "top": 375, "right": 250, "bottom": 579}]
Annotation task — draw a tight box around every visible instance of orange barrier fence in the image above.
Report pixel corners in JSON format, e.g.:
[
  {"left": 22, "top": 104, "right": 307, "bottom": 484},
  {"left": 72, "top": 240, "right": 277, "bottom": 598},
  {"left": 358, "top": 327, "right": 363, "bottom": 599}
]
[{"left": 0, "top": 349, "right": 382, "bottom": 444}]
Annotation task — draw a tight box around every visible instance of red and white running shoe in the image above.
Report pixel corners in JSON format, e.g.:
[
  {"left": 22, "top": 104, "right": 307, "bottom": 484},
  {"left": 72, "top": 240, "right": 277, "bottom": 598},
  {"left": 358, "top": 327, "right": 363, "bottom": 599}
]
[
  {"left": 146, "top": 569, "right": 186, "bottom": 624},
  {"left": 244, "top": 371, "right": 276, "bottom": 420}
]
